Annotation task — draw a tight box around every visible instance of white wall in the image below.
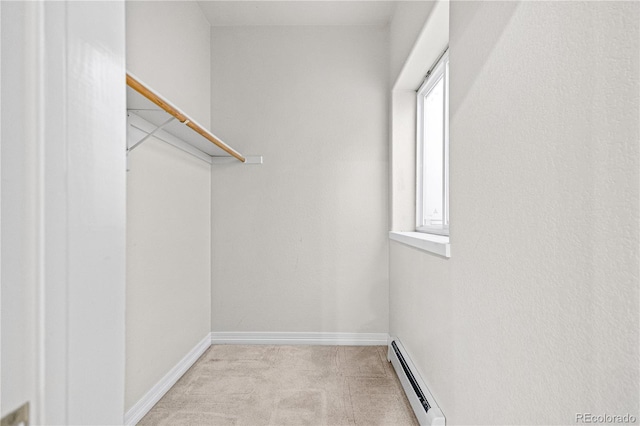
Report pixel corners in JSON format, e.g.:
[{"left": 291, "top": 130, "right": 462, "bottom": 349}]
[
  {"left": 126, "top": 1, "right": 211, "bottom": 127},
  {"left": 389, "top": 1, "right": 436, "bottom": 86},
  {"left": 390, "top": 1, "right": 639, "bottom": 424},
  {"left": 125, "top": 1, "right": 212, "bottom": 412},
  {"left": 210, "top": 26, "right": 389, "bottom": 334},
  {"left": 126, "top": 138, "right": 211, "bottom": 411}
]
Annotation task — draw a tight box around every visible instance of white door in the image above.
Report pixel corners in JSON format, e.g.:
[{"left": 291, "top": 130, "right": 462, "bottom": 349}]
[
  {"left": 1, "top": 2, "right": 40, "bottom": 424},
  {"left": 1, "top": 1, "right": 127, "bottom": 424}
]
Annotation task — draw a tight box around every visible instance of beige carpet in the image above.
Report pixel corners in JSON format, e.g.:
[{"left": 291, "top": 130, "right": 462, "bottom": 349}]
[{"left": 138, "top": 345, "right": 419, "bottom": 426}]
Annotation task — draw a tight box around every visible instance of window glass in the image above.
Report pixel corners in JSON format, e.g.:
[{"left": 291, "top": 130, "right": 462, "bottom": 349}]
[{"left": 417, "top": 50, "right": 449, "bottom": 235}]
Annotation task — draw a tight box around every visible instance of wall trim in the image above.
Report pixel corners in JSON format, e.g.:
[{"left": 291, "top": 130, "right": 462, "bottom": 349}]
[
  {"left": 210, "top": 332, "right": 390, "bottom": 346},
  {"left": 124, "top": 334, "right": 211, "bottom": 426}
]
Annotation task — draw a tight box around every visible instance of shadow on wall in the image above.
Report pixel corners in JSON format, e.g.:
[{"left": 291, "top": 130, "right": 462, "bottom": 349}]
[{"left": 449, "top": 1, "right": 519, "bottom": 119}]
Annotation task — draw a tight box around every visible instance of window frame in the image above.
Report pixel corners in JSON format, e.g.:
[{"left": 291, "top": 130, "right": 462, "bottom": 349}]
[{"left": 416, "top": 49, "right": 449, "bottom": 236}]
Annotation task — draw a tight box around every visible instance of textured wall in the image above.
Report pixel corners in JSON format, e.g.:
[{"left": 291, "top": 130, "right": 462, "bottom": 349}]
[
  {"left": 389, "top": 1, "right": 436, "bottom": 86},
  {"left": 126, "top": 1, "right": 211, "bottom": 127},
  {"left": 210, "top": 26, "right": 389, "bottom": 334},
  {"left": 125, "top": 1, "right": 212, "bottom": 411},
  {"left": 126, "top": 138, "right": 211, "bottom": 411},
  {"left": 390, "top": 1, "right": 639, "bottom": 424}
]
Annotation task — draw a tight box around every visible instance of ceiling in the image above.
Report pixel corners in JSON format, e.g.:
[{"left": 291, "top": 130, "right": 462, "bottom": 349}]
[{"left": 197, "top": 1, "right": 397, "bottom": 27}]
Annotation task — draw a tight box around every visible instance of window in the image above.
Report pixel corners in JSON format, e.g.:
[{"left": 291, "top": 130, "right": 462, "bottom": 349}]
[{"left": 417, "top": 49, "right": 449, "bottom": 236}]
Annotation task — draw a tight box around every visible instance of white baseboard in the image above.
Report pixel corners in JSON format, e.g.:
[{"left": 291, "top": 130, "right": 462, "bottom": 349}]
[
  {"left": 210, "top": 331, "right": 390, "bottom": 346},
  {"left": 124, "top": 334, "right": 211, "bottom": 426}
]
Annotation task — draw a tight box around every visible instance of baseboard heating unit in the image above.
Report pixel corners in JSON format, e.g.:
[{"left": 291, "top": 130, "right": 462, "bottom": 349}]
[{"left": 388, "top": 339, "right": 445, "bottom": 426}]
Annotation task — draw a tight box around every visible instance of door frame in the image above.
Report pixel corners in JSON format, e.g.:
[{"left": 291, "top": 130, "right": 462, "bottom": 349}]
[{"left": 1, "top": 1, "right": 127, "bottom": 424}]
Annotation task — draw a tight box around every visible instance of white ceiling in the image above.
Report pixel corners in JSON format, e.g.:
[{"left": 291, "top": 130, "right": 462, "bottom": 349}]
[{"left": 197, "top": 1, "right": 397, "bottom": 27}]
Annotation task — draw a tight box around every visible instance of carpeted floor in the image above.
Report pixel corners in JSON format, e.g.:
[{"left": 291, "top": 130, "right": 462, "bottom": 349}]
[{"left": 138, "top": 345, "right": 419, "bottom": 425}]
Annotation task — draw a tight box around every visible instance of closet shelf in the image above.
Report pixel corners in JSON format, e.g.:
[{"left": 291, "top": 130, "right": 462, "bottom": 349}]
[{"left": 126, "top": 72, "right": 261, "bottom": 164}]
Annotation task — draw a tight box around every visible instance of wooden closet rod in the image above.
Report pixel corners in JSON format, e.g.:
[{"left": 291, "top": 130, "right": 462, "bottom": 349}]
[{"left": 126, "top": 72, "right": 246, "bottom": 163}]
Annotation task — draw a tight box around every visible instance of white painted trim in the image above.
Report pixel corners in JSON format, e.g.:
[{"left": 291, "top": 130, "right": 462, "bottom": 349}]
[
  {"left": 124, "top": 334, "right": 211, "bottom": 426},
  {"left": 41, "top": 3, "right": 70, "bottom": 422},
  {"left": 389, "top": 231, "right": 450, "bottom": 258},
  {"left": 210, "top": 332, "right": 390, "bottom": 346},
  {"left": 0, "top": 0, "right": 2, "bottom": 416}
]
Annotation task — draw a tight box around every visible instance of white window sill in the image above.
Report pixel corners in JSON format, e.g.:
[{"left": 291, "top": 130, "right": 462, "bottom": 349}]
[{"left": 389, "top": 231, "right": 450, "bottom": 258}]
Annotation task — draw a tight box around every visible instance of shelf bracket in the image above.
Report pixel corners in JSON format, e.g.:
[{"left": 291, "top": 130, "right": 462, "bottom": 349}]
[
  {"left": 127, "top": 114, "right": 176, "bottom": 153},
  {"left": 211, "top": 155, "right": 263, "bottom": 165},
  {"left": 127, "top": 72, "right": 246, "bottom": 162}
]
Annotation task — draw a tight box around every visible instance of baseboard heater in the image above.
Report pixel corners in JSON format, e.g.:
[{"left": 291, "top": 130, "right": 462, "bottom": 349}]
[{"left": 388, "top": 339, "right": 445, "bottom": 426}]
